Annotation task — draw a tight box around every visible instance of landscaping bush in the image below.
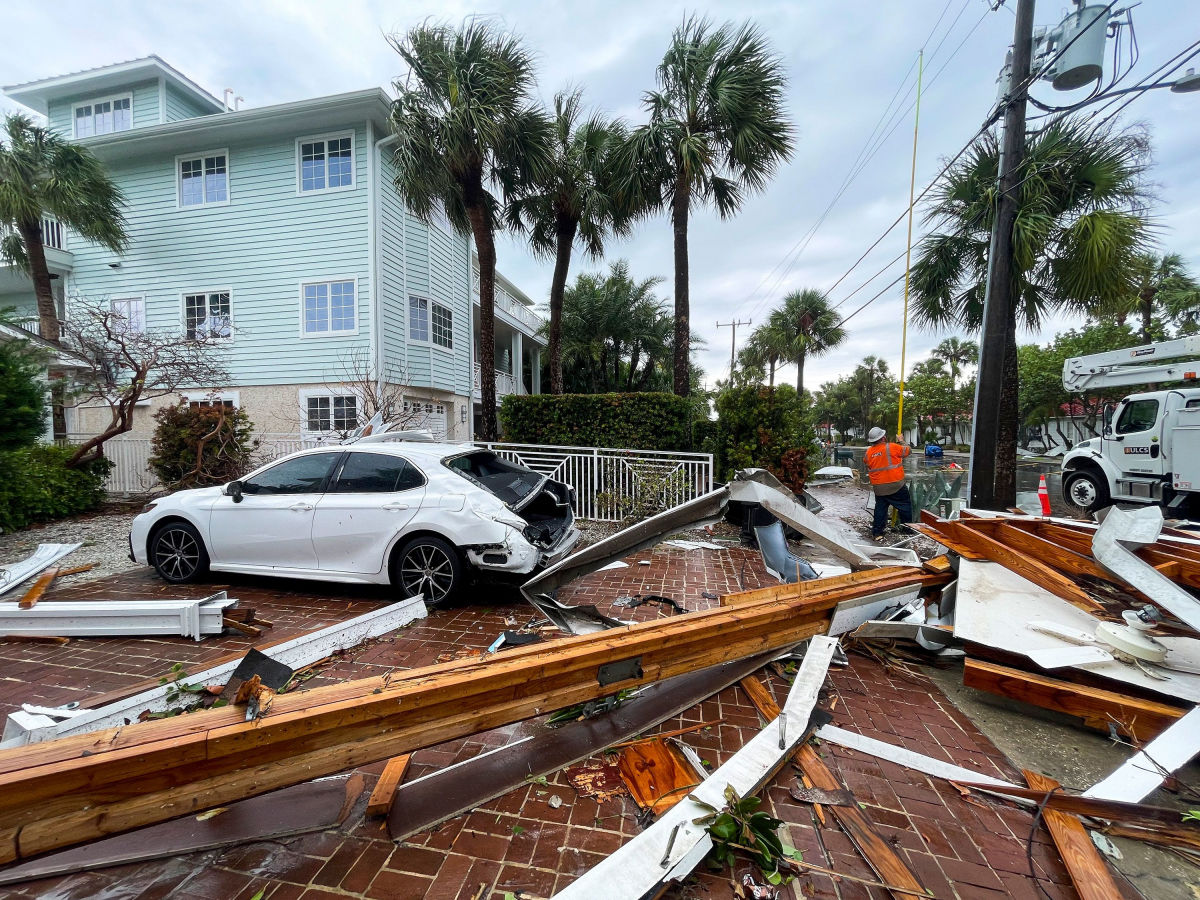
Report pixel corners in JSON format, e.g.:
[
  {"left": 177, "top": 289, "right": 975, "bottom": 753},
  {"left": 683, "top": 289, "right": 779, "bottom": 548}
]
[
  {"left": 713, "top": 385, "right": 821, "bottom": 489},
  {"left": 0, "top": 444, "right": 111, "bottom": 533},
  {"left": 149, "top": 402, "right": 258, "bottom": 490},
  {"left": 499, "top": 392, "right": 692, "bottom": 451},
  {"left": 0, "top": 340, "right": 47, "bottom": 452}
]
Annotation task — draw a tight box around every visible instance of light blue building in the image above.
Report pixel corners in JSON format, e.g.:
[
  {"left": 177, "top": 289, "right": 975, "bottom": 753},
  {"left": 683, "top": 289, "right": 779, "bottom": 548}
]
[{"left": 1, "top": 56, "right": 544, "bottom": 441}]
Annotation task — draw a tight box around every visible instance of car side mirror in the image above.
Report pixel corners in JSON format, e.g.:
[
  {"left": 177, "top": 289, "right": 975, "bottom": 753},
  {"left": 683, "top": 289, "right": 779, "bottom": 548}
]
[
  {"left": 226, "top": 480, "right": 244, "bottom": 503},
  {"left": 1103, "top": 424, "right": 1113, "bottom": 437}
]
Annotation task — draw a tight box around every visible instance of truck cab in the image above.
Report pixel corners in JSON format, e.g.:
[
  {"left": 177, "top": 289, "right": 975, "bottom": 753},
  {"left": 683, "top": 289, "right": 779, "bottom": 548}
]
[{"left": 1062, "top": 388, "right": 1200, "bottom": 512}]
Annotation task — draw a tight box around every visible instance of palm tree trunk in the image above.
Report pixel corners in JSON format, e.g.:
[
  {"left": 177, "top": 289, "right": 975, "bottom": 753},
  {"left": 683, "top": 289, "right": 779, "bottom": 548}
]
[
  {"left": 548, "top": 216, "right": 577, "bottom": 394},
  {"left": 671, "top": 172, "right": 691, "bottom": 397},
  {"left": 18, "top": 219, "right": 60, "bottom": 344},
  {"left": 795, "top": 352, "right": 805, "bottom": 396},
  {"left": 1140, "top": 288, "right": 1155, "bottom": 345},
  {"left": 466, "top": 182, "right": 499, "bottom": 441},
  {"left": 768, "top": 359, "right": 775, "bottom": 388}
]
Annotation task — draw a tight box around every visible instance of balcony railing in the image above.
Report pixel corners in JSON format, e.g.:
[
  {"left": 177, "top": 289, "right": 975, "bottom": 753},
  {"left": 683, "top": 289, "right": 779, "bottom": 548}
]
[
  {"left": 472, "top": 281, "right": 544, "bottom": 333},
  {"left": 473, "top": 362, "right": 524, "bottom": 399},
  {"left": 0, "top": 218, "right": 64, "bottom": 252}
]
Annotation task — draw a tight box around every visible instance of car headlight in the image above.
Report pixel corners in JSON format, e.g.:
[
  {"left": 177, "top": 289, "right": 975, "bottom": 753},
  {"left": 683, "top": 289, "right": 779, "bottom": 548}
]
[{"left": 140, "top": 500, "right": 159, "bottom": 514}]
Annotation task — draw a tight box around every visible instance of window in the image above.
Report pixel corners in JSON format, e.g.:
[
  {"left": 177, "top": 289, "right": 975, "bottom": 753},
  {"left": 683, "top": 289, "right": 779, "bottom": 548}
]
[
  {"left": 242, "top": 453, "right": 338, "bottom": 495},
  {"left": 431, "top": 302, "right": 453, "bottom": 349},
  {"left": 302, "top": 280, "right": 356, "bottom": 335},
  {"left": 178, "top": 152, "right": 228, "bottom": 207},
  {"left": 73, "top": 94, "right": 132, "bottom": 138},
  {"left": 182, "top": 390, "right": 239, "bottom": 409},
  {"left": 409, "top": 297, "right": 429, "bottom": 342},
  {"left": 1115, "top": 399, "right": 1159, "bottom": 435},
  {"left": 305, "top": 395, "right": 357, "bottom": 433},
  {"left": 184, "top": 291, "right": 232, "bottom": 340},
  {"left": 329, "top": 453, "right": 425, "bottom": 493},
  {"left": 298, "top": 134, "right": 353, "bottom": 192},
  {"left": 409, "top": 296, "right": 452, "bottom": 349},
  {"left": 110, "top": 297, "right": 145, "bottom": 333}
]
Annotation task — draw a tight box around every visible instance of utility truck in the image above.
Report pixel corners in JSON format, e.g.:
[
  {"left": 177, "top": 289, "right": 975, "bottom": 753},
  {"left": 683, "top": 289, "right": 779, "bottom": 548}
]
[{"left": 1060, "top": 337, "right": 1200, "bottom": 513}]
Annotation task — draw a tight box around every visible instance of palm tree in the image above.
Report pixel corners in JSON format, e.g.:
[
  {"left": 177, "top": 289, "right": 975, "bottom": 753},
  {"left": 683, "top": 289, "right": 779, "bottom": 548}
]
[
  {"left": 910, "top": 116, "right": 1151, "bottom": 504},
  {"left": 1128, "top": 253, "right": 1200, "bottom": 343},
  {"left": 931, "top": 336, "right": 978, "bottom": 443},
  {"left": 621, "top": 16, "right": 793, "bottom": 397},
  {"left": 851, "top": 355, "right": 892, "bottom": 435},
  {"left": 388, "top": 21, "right": 552, "bottom": 440},
  {"left": 0, "top": 113, "right": 126, "bottom": 344},
  {"left": 739, "top": 318, "right": 789, "bottom": 387},
  {"left": 773, "top": 289, "right": 846, "bottom": 397},
  {"left": 508, "top": 91, "right": 631, "bottom": 394}
]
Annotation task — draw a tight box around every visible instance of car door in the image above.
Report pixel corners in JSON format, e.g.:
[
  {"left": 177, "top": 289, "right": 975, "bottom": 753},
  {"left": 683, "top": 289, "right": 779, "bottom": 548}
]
[
  {"left": 208, "top": 451, "right": 341, "bottom": 570},
  {"left": 1108, "top": 397, "right": 1165, "bottom": 476},
  {"left": 311, "top": 451, "right": 425, "bottom": 574}
]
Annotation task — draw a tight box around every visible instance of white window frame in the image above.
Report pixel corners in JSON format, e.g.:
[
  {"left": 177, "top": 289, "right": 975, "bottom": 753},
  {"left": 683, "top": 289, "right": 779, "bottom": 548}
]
[
  {"left": 408, "top": 295, "right": 453, "bottom": 352},
  {"left": 298, "top": 277, "right": 359, "bottom": 338},
  {"left": 176, "top": 149, "right": 230, "bottom": 209},
  {"left": 298, "top": 389, "right": 359, "bottom": 436},
  {"left": 109, "top": 295, "right": 146, "bottom": 334},
  {"left": 295, "top": 131, "right": 355, "bottom": 195},
  {"left": 72, "top": 92, "right": 133, "bottom": 138},
  {"left": 180, "top": 288, "right": 234, "bottom": 342},
  {"left": 180, "top": 390, "right": 241, "bottom": 408}
]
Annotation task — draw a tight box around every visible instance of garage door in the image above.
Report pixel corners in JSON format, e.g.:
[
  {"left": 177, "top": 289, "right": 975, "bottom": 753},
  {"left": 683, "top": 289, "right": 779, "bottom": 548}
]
[{"left": 402, "top": 400, "right": 447, "bottom": 441}]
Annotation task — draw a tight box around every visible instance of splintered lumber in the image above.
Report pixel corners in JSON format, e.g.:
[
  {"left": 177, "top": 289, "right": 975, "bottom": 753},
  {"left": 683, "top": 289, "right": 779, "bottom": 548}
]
[
  {"left": 738, "top": 675, "right": 927, "bottom": 900},
  {"left": 720, "top": 566, "right": 944, "bottom": 606},
  {"left": 955, "top": 781, "right": 1197, "bottom": 830},
  {"left": 0, "top": 544, "right": 80, "bottom": 597},
  {"left": 919, "top": 518, "right": 1102, "bottom": 612},
  {"left": 962, "top": 659, "right": 1186, "bottom": 742},
  {"left": 554, "top": 636, "right": 839, "bottom": 899},
  {"left": 922, "top": 554, "right": 953, "bottom": 575},
  {"left": 366, "top": 755, "right": 411, "bottom": 817},
  {"left": 1083, "top": 706, "right": 1200, "bottom": 803},
  {"left": 0, "top": 575, "right": 933, "bottom": 862},
  {"left": 1023, "top": 770, "right": 1122, "bottom": 900},
  {"left": 17, "top": 569, "right": 58, "bottom": 609}
]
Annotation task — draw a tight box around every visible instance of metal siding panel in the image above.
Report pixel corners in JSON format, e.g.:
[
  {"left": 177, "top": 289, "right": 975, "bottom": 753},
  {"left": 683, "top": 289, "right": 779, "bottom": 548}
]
[
  {"left": 66, "top": 126, "right": 371, "bottom": 387},
  {"left": 164, "top": 82, "right": 217, "bottom": 122}
]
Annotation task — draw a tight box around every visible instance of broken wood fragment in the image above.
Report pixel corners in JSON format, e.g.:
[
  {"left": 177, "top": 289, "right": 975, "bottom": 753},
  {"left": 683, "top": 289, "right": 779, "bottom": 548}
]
[
  {"left": 366, "top": 754, "right": 411, "bottom": 817},
  {"left": 1023, "top": 769, "right": 1122, "bottom": 900},
  {"left": 221, "top": 617, "right": 262, "bottom": 638},
  {"left": 0, "top": 634, "right": 69, "bottom": 645},
  {"left": 18, "top": 568, "right": 58, "bottom": 610},
  {"left": 54, "top": 564, "right": 96, "bottom": 577}
]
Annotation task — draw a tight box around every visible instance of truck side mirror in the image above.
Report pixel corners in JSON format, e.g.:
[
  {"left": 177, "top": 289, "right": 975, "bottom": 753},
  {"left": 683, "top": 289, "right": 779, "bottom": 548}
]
[
  {"left": 1103, "top": 424, "right": 1113, "bottom": 437},
  {"left": 226, "top": 480, "right": 244, "bottom": 503}
]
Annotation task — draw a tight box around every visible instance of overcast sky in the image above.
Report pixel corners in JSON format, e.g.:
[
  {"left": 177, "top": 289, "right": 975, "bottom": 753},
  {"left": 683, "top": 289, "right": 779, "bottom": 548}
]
[{"left": 3, "top": 1, "right": 1196, "bottom": 390}]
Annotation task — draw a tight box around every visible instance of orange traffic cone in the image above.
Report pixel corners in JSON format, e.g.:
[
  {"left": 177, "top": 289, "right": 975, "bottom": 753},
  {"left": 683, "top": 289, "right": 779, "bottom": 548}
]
[{"left": 1038, "top": 474, "right": 1052, "bottom": 516}]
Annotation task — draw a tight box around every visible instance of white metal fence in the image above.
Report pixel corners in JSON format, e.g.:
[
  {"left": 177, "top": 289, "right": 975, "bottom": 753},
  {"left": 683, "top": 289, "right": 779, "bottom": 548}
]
[
  {"left": 77, "top": 435, "right": 713, "bottom": 522},
  {"left": 476, "top": 442, "right": 714, "bottom": 522}
]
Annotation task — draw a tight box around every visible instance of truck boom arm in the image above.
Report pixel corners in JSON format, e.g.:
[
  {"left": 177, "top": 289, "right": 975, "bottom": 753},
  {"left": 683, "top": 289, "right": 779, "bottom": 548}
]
[{"left": 1062, "top": 337, "right": 1200, "bottom": 392}]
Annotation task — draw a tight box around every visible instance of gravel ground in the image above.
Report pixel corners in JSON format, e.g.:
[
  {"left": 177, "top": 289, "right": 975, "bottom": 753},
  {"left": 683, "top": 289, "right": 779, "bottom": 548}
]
[{"left": 0, "top": 503, "right": 143, "bottom": 587}]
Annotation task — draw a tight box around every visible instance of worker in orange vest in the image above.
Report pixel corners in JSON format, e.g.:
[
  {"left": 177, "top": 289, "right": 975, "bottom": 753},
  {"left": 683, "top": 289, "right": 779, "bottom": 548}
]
[{"left": 863, "top": 426, "right": 912, "bottom": 541}]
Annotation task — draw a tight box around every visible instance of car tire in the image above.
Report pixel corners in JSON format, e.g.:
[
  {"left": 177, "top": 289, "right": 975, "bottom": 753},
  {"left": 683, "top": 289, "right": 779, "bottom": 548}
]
[
  {"left": 1063, "top": 469, "right": 1109, "bottom": 513},
  {"left": 149, "top": 521, "right": 210, "bottom": 584},
  {"left": 392, "top": 536, "right": 463, "bottom": 606}
]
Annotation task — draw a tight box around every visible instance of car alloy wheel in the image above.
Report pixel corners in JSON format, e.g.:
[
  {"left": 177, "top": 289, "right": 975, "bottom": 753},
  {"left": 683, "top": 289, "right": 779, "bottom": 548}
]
[
  {"left": 398, "top": 540, "right": 458, "bottom": 604},
  {"left": 151, "top": 523, "right": 208, "bottom": 583}
]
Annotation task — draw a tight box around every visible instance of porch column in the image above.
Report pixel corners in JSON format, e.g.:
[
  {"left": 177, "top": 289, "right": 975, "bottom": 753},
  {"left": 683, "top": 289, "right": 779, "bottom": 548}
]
[
  {"left": 512, "top": 330, "right": 523, "bottom": 392},
  {"left": 532, "top": 348, "right": 541, "bottom": 395}
]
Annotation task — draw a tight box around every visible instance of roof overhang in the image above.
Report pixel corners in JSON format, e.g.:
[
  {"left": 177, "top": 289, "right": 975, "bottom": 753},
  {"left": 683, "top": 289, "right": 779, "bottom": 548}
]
[
  {"left": 77, "top": 89, "right": 393, "bottom": 162},
  {"left": 3, "top": 56, "right": 224, "bottom": 116},
  {"left": 0, "top": 323, "right": 90, "bottom": 370}
]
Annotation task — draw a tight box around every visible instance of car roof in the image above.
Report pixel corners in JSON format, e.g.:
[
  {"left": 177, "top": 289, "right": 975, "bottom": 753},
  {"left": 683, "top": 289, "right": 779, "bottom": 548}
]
[{"left": 290, "top": 441, "right": 479, "bottom": 460}]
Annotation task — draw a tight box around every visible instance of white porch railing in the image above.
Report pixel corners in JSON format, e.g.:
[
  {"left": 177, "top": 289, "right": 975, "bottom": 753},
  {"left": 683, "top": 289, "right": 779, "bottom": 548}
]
[
  {"left": 472, "top": 280, "right": 544, "bottom": 333},
  {"left": 0, "top": 218, "right": 64, "bottom": 251},
  {"left": 476, "top": 442, "right": 714, "bottom": 522},
  {"left": 473, "top": 362, "right": 523, "bottom": 398}
]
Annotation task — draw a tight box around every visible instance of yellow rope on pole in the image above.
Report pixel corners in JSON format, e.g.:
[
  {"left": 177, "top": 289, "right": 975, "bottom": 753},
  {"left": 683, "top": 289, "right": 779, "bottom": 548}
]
[{"left": 896, "top": 49, "right": 923, "bottom": 439}]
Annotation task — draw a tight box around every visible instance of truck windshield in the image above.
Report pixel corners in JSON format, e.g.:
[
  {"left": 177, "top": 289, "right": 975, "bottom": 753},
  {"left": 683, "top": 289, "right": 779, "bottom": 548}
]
[{"left": 1115, "top": 399, "right": 1159, "bottom": 434}]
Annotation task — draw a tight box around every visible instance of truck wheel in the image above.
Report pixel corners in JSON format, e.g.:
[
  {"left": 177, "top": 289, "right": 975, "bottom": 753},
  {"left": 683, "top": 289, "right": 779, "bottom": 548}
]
[{"left": 1063, "top": 470, "right": 1109, "bottom": 513}]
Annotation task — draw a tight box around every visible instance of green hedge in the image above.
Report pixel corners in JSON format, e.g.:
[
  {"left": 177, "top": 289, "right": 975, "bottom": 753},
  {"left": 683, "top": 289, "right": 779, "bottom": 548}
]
[
  {"left": 500, "top": 393, "right": 692, "bottom": 451},
  {"left": 0, "top": 444, "right": 112, "bottom": 533},
  {"left": 713, "top": 385, "right": 820, "bottom": 487}
]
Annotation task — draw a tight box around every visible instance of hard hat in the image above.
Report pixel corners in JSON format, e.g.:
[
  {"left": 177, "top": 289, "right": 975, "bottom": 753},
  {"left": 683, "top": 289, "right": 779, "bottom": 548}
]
[{"left": 868, "top": 427, "right": 886, "bottom": 443}]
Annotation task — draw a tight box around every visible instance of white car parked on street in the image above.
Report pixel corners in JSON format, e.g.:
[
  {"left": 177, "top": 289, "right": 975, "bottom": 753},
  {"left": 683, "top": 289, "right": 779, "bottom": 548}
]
[{"left": 130, "top": 437, "right": 581, "bottom": 604}]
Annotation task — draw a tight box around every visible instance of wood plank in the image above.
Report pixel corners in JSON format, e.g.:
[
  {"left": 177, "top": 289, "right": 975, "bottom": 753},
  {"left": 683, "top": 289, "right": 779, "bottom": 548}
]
[
  {"left": 956, "top": 781, "right": 1195, "bottom": 829},
  {"left": 931, "top": 520, "right": 1103, "bottom": 611},
  {"left": 17, "top": 569, "right": 58, "bottom": 610},
  {"left": 1023, "top": 769, "right": 1123, "bottom": 900},
  {"left": 908, "top": 523, "right": 988, "bottom": 560},
  {"left": 720, "top": 567, "right": 925, "bottom": 606},
  {"left": 1019, "top": 520, "right": 1200, "bottom": 590},
  {"left": 921, "top": 555, "right": 953, "bottom": 575},
  {"left": 0, "top": 578, "right": 909, "bottom": 861},
  {"left": 366, "top": 754, "right": 410, "bottom": 817},
  {"left": 962, "top": 659, "right": 1185, "bottom": 742},
  {"left": 988, "top": 523, "right": 1140, "bottom": 590}
]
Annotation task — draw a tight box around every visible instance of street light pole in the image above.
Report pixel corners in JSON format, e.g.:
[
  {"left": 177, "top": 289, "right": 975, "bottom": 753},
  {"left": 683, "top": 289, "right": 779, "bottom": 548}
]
[{"left": 968, "top": 0, "right": 1036, "bottom": 509}]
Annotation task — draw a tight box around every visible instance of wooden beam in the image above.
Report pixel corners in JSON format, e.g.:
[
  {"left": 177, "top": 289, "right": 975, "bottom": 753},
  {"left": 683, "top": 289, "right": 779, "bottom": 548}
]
[
  {"left": 366, "top": 754, "right": 411, "bottom": 817},
  {"left": 720, "top": 567, "right": 926, "bottom": 606},
  {"left": 925, "top": 520, "right": 1102, "bottom": 612},
  {"left": 922, "top": 555, "right": 953, "bottom": 575},
  {"left": 0, "top": 577, "right": 943, "bottom": 862},
  {"left": 987, "top": 523, "right": 1140, "bottom": 590},
  {"left": 1022, "top": 770, "right": 1123, "bottom": 900},
  {"left": 17, "top": 569, "right": 58, "bottom": 610},
  {"left": 962, "top": 659, "right": 1185, "bottom": 742},
  {"left": 908, "top": 524, "right": 988, "bottom": 560}
]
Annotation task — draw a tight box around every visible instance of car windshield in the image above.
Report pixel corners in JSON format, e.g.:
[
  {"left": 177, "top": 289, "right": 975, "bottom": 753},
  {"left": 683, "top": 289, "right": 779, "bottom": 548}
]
[{"left": 444, "top": 451, "right": 544, "bottom": 507}]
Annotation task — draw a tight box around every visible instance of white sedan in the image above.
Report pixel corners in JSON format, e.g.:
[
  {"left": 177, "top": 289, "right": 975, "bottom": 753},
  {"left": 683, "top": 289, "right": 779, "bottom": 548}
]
[{"left": 130, "top": 437, "right": 581, "bottom": 604}]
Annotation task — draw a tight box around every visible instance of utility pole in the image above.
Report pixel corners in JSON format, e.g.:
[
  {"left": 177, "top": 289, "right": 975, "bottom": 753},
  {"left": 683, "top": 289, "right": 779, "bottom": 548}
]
[
  {"left": 716, "top": 319, "right": 752, "bottom": 379},
  {"left": 968, "top": 0, "right": 1035, "bottom": 509}
]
